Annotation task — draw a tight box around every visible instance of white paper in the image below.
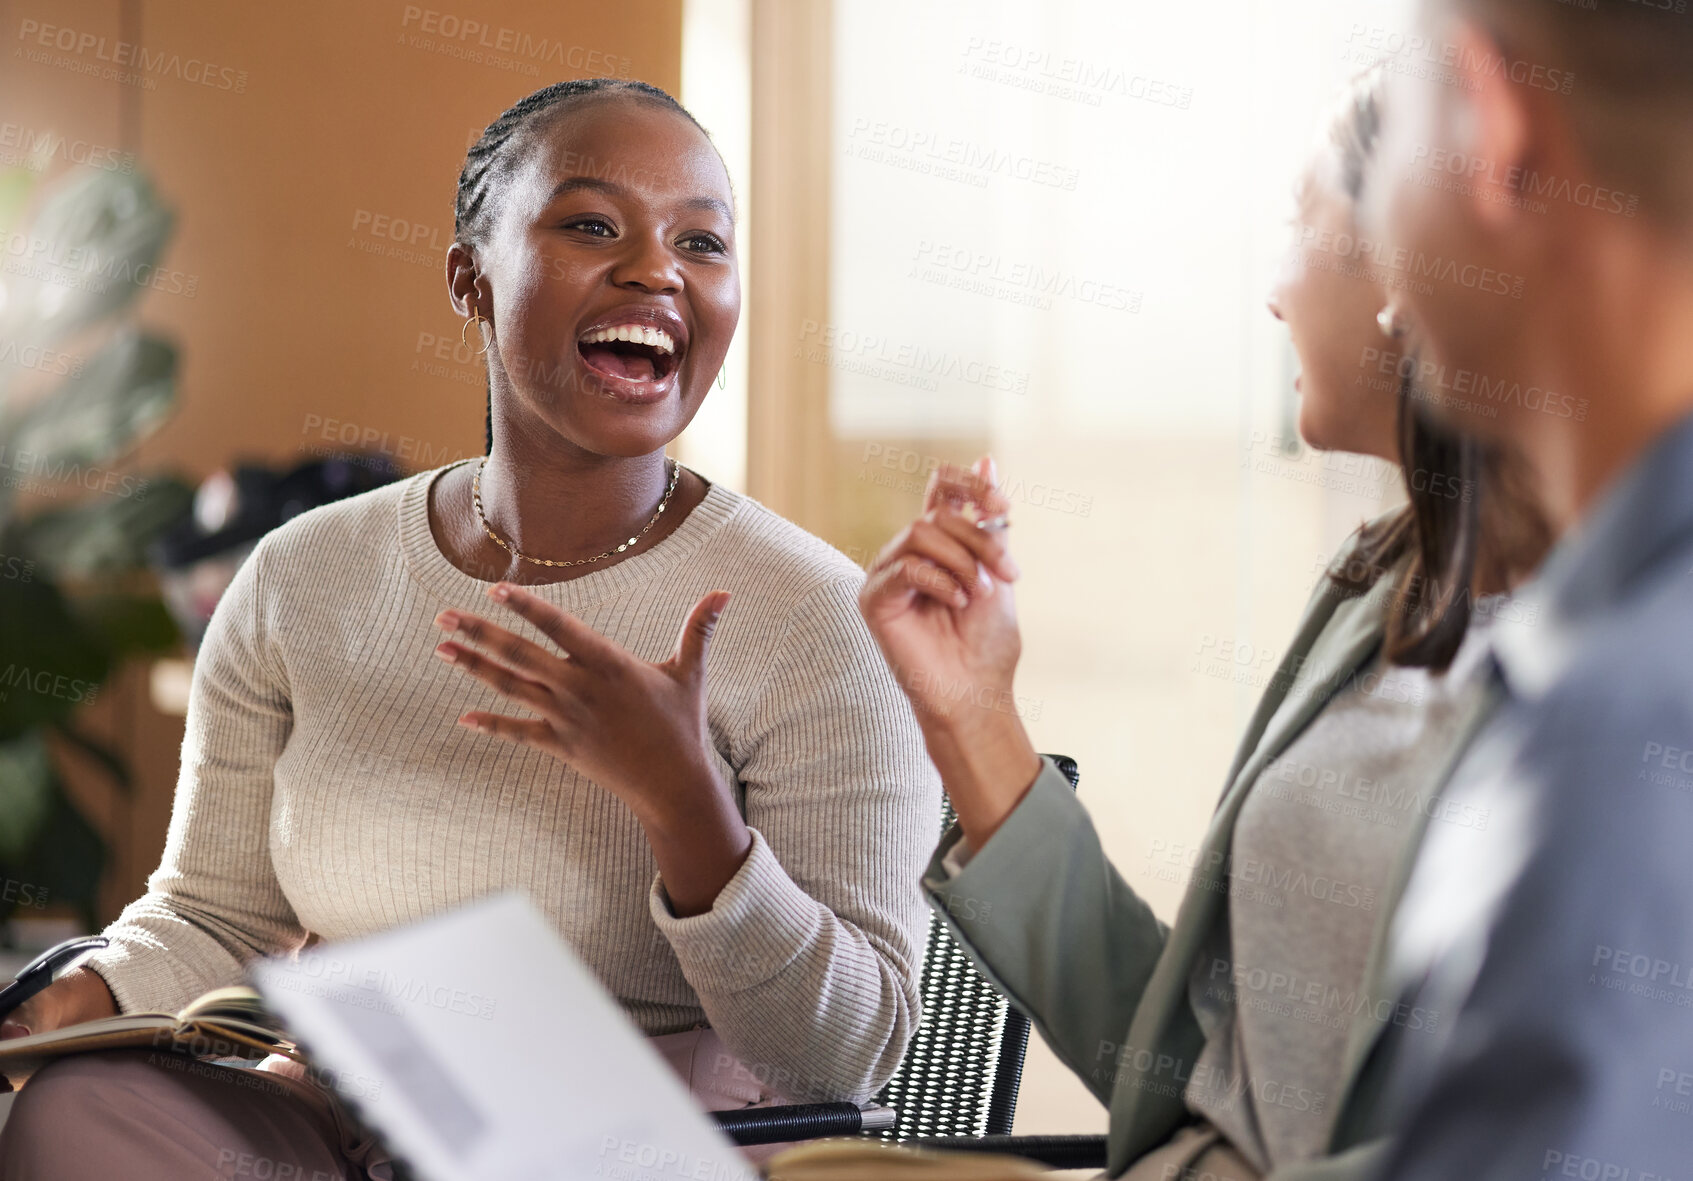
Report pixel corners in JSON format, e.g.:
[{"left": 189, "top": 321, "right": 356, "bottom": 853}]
[{"left": 251, "top": 891, "right": 758, "bottom": 1181}]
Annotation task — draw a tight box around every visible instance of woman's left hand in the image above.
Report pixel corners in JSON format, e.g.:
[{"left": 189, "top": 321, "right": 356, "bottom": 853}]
[{"left": 432, "top": 583, "right": 751, "bottom": 912}]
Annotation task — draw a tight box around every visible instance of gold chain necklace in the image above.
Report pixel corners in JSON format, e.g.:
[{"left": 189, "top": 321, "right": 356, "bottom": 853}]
[{"left": 471, "top": 456, "right": 681, "bottom": 569}]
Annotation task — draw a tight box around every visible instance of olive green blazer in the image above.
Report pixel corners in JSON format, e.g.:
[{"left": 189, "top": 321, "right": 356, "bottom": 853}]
[{"left": 921, "top": 537, "right": 1503, "bottom": 1180}]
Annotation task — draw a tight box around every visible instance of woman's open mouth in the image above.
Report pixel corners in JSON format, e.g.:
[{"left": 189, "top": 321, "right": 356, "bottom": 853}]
[{"left": 578, "top": 324, "right": 681, "bottom": 388}]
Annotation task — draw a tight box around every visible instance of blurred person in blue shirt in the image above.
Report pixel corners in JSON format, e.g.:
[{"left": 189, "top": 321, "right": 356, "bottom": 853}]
[{"left": 1355, "top": 1, "right": 1693, "bottom": 1177}]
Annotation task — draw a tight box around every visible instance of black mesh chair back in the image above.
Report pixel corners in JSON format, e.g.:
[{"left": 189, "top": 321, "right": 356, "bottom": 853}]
[{"left": 868, "top": 753, "right": 1080, "bottom": 1140}]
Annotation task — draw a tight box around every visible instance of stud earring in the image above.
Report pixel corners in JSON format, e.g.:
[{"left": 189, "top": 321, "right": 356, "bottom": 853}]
[{"left": 1376, "top": 305, "right": 1408, "bottom": 340}]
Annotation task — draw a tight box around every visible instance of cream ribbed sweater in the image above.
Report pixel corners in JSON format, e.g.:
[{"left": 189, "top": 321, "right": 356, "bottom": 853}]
[{"left": 84, "top": 457, "right": 942, "bottom": 1103}]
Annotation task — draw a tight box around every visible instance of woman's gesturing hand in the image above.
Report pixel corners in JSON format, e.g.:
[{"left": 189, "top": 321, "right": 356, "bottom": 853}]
[
  {"left": 433, "top": 584, "right": 750, "bottom": 915},
  {"left": 858, "top": 457, "right": 1043, "bottom": 844},
  {"left": 860, "top": 458, "right": 1022, "bottom": 725}
]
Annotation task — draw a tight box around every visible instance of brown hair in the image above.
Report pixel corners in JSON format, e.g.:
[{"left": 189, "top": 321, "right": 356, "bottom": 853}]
[
  {"left": 1322, "top": 67, "right": 1551, "bottom": 670},
  {"left": 1450, "top": 0, "right": 1693, "bottom": 233}
]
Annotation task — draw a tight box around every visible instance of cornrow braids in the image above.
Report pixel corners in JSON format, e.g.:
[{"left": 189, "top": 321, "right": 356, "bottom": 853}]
[{"left": 453, "top": 78, "right": 709, "bottom": 454}]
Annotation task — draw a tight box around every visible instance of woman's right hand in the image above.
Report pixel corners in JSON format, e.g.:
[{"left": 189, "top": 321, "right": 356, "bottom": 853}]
[
  {"left": 0, "top": 966, "right": 119, "bottom": 1043},
  {"left": 0, "top": 966, "right": 119, "bottom": 1091},
  {"left": 859, "top": 457, "right": 1044, "bottom": 844},
  {"left": 860, "top": 458, "right": 1022, "bottom": 716}
]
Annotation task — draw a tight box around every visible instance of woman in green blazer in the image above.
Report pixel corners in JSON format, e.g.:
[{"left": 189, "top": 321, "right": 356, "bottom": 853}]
[{"left": 858, "top": 70, "right": 1549, "bottom": 1181}]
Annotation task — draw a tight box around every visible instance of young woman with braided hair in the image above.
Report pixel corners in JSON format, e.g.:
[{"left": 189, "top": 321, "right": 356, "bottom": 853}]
[{"left": 0, "top": 78, "right": 942, "bottom": 1178}]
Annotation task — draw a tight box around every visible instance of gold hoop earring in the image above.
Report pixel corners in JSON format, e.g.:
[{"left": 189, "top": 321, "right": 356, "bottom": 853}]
[
  {"left": 715, "top": 366, "right": 727, "bottom": 390},
  {"left": 462, "top": 301, "right": 490, "bottom": 356}
]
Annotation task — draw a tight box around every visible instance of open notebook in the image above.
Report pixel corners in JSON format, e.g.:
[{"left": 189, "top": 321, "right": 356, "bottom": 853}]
[
  {"left": 250, "top": 892, "right": 758, "bottom": 1181},
  {"left": 0, "top": 984, "right": 297, "bottom": 1082}
]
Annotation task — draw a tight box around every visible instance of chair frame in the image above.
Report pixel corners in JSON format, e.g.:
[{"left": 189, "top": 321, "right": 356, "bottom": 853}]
[{"left": 715, "top": 755, "right": 1107, "bottom": 1170}]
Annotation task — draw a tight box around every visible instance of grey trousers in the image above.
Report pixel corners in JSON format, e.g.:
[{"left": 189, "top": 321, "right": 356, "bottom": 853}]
[{"left": 0, "top": 1027, "right": 783, "bottom": 1179}]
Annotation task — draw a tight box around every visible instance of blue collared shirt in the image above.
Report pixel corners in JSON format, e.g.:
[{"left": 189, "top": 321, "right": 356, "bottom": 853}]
[{"left": 1376, "top": 409, "right": 1693, "bottom": 1181}]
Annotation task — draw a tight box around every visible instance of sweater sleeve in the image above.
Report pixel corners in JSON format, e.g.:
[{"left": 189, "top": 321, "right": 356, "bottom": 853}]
[
  {"left": 646, "top": 576, "right": 943, "bottom": 1104},
  {"left": 81, "top": 534, "right": 307, "bottom": 1014}
]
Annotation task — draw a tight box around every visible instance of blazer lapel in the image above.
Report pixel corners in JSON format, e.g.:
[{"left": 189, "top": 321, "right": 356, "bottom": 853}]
[
  {"left": 1190, "top": 569, "right": 1403, "bottom": 946},
  {"left": 1107, "top": 567, "right": 1403, "bottom": 1171}
]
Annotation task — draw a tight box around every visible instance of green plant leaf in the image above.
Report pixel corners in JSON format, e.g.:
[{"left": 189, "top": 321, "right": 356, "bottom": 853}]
[
  {"left": 0, "top": 165, "right": 39, "bottom": 238},
  {"left": 0, "top": 330, "right": 177, "bottom": 471},
  {"left": 0, "top": 574, "right": 110, "bottom": 741},
  {"left": 74, "top": 593, "right": 179, "bottom": 657},
  {"left": 18, "top": 786, "right": 106, "bottom": 927},
  {"left": 9, "top": 473, "right": 194, "bottom": 581},
  {"left": 0, "top": 732, "right": 55, "bottom": 865},
  {"left": 0, "top": 168, "right": 174, "bottom": 348}
]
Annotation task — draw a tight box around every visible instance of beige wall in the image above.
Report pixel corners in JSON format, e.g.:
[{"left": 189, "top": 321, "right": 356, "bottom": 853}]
[
  {"left": 9, "top": 0, "right": 683, "bottom": 481},
  {"left": 4, "top": 0, "right": 682, "bottom": 917}
]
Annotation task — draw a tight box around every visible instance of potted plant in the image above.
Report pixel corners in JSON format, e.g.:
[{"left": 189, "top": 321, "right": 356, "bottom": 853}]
[{"left": 0, "top": 163, "right": 196, "bottom": 938}]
